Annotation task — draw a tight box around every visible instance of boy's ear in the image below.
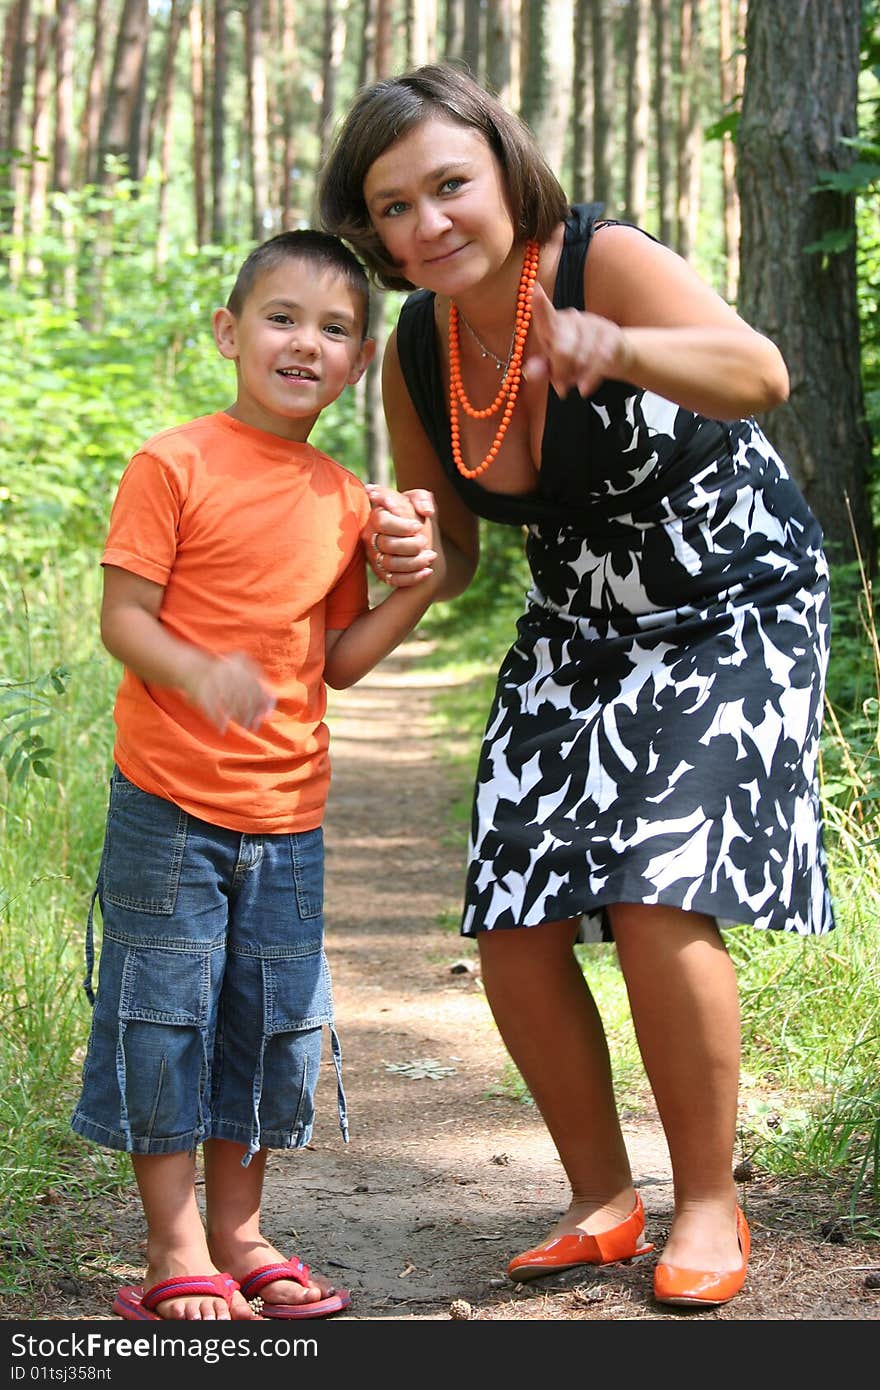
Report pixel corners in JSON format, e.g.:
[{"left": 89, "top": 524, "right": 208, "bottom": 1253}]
[
  {"left": 347, "top": 336, "right": 376, "bottom": 385},
  {"left": 213, "top": 307, "right": 239, "bottom": 360}
]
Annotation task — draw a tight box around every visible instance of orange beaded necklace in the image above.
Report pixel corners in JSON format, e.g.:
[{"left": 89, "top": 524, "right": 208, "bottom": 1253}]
[{"left": 448, "top": 239, "right": 540, "bottom": 480}]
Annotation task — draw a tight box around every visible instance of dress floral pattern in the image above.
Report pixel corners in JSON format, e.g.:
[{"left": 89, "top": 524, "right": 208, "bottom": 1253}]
[{"left": 396, "top": 205, "right": 835, "bottom": 941}]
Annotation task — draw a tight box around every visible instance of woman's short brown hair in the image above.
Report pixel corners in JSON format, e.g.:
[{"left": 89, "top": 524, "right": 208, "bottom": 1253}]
[{"left": 318, "top": 63, "right": 569, "bottom": 291}]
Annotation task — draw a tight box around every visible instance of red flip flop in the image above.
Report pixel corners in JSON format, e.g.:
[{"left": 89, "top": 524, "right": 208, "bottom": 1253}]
[
  {"left": 237, "top": 1258, "right": 351, "bottom": 1319},
  {"left": 113, "top": 1272, "right": 240, "bottom": 1320}
]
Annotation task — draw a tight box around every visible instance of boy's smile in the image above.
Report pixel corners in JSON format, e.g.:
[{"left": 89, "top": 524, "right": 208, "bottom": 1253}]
[{"left": 213, "top": 262, "right": 374, "bottom": 442}]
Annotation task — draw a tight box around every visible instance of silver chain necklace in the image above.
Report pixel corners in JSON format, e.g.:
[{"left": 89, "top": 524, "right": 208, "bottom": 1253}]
[{"left": 458, "top": 311, "right": 516, "bottom": 375}]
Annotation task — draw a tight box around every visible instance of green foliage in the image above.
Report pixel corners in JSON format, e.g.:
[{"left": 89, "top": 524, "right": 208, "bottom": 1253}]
[{"left": 0, "top": 664, "right": 68, "bottom": 785}]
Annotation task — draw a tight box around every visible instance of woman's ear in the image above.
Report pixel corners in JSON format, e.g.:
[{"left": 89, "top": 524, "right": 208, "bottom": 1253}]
[{"left": 212, "top": 307, "right": 239, "bottom": 361}]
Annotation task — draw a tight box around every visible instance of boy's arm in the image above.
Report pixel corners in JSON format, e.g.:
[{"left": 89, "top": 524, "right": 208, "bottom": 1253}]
[
  {"left": 101, "top": 565, "right": 275, "bottom": 732},
  {"left": 323, "top": 517, "right": 444, "bottom": 690}
]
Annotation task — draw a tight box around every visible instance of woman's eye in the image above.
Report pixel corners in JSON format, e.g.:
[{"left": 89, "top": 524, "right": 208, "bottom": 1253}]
[
  {"left": 440, "top": 177, "right": 464, "bottom": 194},
  {"left": 383, "top": 201, "right": 407, "bottom": 218}
]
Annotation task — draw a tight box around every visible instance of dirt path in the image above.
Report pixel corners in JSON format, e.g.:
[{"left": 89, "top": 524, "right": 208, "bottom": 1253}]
[{"left": 3, "top": 640, "right": 879, "bottom": 1326}]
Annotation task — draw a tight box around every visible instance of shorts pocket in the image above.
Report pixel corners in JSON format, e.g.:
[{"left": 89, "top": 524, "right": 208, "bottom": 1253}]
[
  {"left": 118, "top": 941, "right": 215, "bottom": 1026},
  {"left": 265, "top": 948, "right": 333, "bottom": 1033},
  {"left": 289, "top": 827, "right": 324, "bottom": 919},
  {"left": 103, "top": 769, "right": 188, "bottom": 914}
]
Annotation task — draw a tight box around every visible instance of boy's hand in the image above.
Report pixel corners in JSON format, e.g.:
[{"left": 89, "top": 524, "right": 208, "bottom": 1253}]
[
  {"left": 183, "top": 651, "right": 276, "bottom": 733},
  {"left": 364, "top": 485, "right": 439, "bottom": 588}
]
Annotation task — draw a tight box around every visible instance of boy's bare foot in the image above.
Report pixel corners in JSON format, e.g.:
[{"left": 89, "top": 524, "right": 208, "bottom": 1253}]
[{"left": 208, "top": 1236, "right": 336, "bottom": 1311}]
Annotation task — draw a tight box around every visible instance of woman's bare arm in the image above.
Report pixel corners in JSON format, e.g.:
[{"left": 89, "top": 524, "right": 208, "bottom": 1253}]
[{"left": 526, "top": 223, "right": 789, "bottom": 421}]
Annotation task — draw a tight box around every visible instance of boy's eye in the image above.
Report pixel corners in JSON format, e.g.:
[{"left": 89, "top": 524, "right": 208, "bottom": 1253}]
[
  {"left": 268, "top": 313, "right": 292, "bottom": 325},
  {"left": 324, "top": 324, "right": 348, "bottom": 337}
]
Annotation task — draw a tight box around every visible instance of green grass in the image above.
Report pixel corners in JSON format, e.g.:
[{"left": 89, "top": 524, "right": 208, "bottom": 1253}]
[{"left": 0, "top": 562, "right": 130, "bottom": 1290}]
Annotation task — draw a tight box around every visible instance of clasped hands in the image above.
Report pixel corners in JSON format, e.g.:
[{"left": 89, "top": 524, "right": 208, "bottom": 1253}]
[{"left": 364, "top": 485, "right": 439, "bottom": 588}]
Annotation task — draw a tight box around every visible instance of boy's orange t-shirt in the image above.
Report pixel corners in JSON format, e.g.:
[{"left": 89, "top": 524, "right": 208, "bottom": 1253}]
[{"left": 102, "top": 411, "right": 371, "bottom": 833}]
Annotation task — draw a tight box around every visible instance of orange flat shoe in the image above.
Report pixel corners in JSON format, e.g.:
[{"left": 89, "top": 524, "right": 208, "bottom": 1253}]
[
  {"left": 653, "top": 1206, "right": 750, "bottom": 1308},
  {"left": 507, "top": 1192, "right": 654, "bottom": 1283}
]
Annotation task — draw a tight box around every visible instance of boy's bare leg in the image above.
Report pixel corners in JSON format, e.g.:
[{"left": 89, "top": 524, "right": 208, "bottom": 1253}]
[
  {"left": 131, "top": 1151, "right": 258, "bottom": 1319},
  {"left": 204, "top": 1138, "right": 338, "bottom": 1309}
]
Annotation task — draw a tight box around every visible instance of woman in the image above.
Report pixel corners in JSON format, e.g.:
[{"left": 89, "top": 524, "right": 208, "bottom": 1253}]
[{"left": 319, "top": 64, "right": 834, "bottom": 1309}]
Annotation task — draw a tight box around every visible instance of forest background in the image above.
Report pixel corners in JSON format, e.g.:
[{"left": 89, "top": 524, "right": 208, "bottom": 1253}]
[{"left": 1, "top": 0, "right": 879, "bottom": 1308}]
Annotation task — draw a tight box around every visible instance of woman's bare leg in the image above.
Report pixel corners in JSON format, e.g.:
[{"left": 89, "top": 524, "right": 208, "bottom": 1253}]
[
  {"left": 131, "top": 1151, "right": 257, "bottom": 1319},
  {"left": 204, "top": 1139, "right": 338, "bottom": 1309},
  {"left": 610, "top": 902, "right": 742, "bottom": 1272},
  {"left": 478, "top": 918, "right": 636, "bottom": 1236}
]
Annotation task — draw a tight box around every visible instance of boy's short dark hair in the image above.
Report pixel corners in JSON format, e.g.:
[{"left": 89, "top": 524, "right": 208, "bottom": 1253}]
[
  {"left": 227, "top": 229, "right": 371, "bottom": 335},
  {"left": 319, "top": 63, "right": 569, "bottom": 291}
]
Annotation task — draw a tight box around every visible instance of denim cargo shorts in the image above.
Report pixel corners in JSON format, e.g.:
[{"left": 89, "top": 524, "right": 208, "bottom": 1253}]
[{"left": 70, "top": 767, "right": 347, "bottom": 1166}]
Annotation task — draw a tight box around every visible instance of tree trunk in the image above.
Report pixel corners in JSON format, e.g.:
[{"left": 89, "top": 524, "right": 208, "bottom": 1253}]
[
  {"left": 152, "top": 0, "right": 187, "bottom": 266},
  {"left": 189, "top": 0, "right": 207, "bottom": 245},
  {"left": 653, "top": 0, "right": 674, "bottom": 245},
  {"left": 358, "top": 0, "right": 375, "bottom": 86},
  {"left": 147, "top": 0, "right": 186, "bottom": 170},
  {"left": 246, "top": 0, "right": 271, "bottom": 238},
  {"left": 2, "top": 0, "right": 30, "bottom": 245},
  {"left": 445, "top": 0, "right": 464, "bottom": 62},
  {"left": 0, "top": 4, "right": 19, "bottom": 157},
  {"left": 624, "top": 0, "right": 650, "bottom": 225},
  {"left": 375, "top": 0, "right": 392, "bottom": 75},
  {"left": 129, "top": 10, "right": 151, "bottom": 181},
  {"left": 571, "top": 0, "right": 594, "bottom": 203},
  {"left": 406, "top": 0, "right": 436, "bottom": 66},
  {"left": 26, "top": 2, "right": 52, "bottom": 275},
  {"left": 363, "top": 0, "right": 395, "bottom": 490},
  {"left": 211, "top": 0, "right": 227, "bottom": 242},
  {"left": 538, "top": 0, "right": 574, "bottom": 180},
  {"left": 676, "top": 0, "right": 702, "bottom": 260},
  {"left": 97, "top": 0, "right": 149, "bottom": 183},
  {"left": 737, "top": 0, "right": 873, "bottom": 567},
  {"left": 462, "top": 0, "right": 481, "bottom": 77},
  {"left": 486, "top": 0, "right": 518, "bottom": 108},
  {"left": 77, "top": 0, "right": 108, "bottom": 184},
  {"left": 277, "top": 0, "right": 298, "bottom": 228},
  {"left": 520, "top": 0, "right": 543, "bottom": 131},
  {"left": 3, "top": 0, "right": 31, "bottom": 269},
  {"left": 718, "top": 0, "right": 737, "bottom": 286},
  {"left": 592, "top": 0, "right": 616, "bottom": 213},
  {"left": 315, "top": 0, "right": 347, "bottom": 218}
]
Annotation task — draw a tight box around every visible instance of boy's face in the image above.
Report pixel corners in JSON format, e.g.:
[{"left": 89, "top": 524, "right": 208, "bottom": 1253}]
[{"left": 213, "top": 260, "right": 374, "bottom": 441}]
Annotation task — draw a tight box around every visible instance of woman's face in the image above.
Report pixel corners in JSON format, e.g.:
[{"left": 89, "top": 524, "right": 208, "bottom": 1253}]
[{"left": 362, "top": 115, "right": 517, "bottom": 297}]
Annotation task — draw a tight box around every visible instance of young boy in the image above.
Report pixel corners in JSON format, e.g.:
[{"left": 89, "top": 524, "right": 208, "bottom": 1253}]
[{"left": 70, "top": 230, "right": 442, "bottom": 1322}]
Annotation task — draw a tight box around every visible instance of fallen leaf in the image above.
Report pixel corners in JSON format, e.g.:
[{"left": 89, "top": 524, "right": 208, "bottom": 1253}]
[{"left": 384, "top": 1057, "right": 458, "bottom": 1080}]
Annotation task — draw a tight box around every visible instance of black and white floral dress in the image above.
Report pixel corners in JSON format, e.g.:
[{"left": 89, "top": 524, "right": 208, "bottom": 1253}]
[{"left": 396, "top": 204, "right": 835, "bottom": 941}]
